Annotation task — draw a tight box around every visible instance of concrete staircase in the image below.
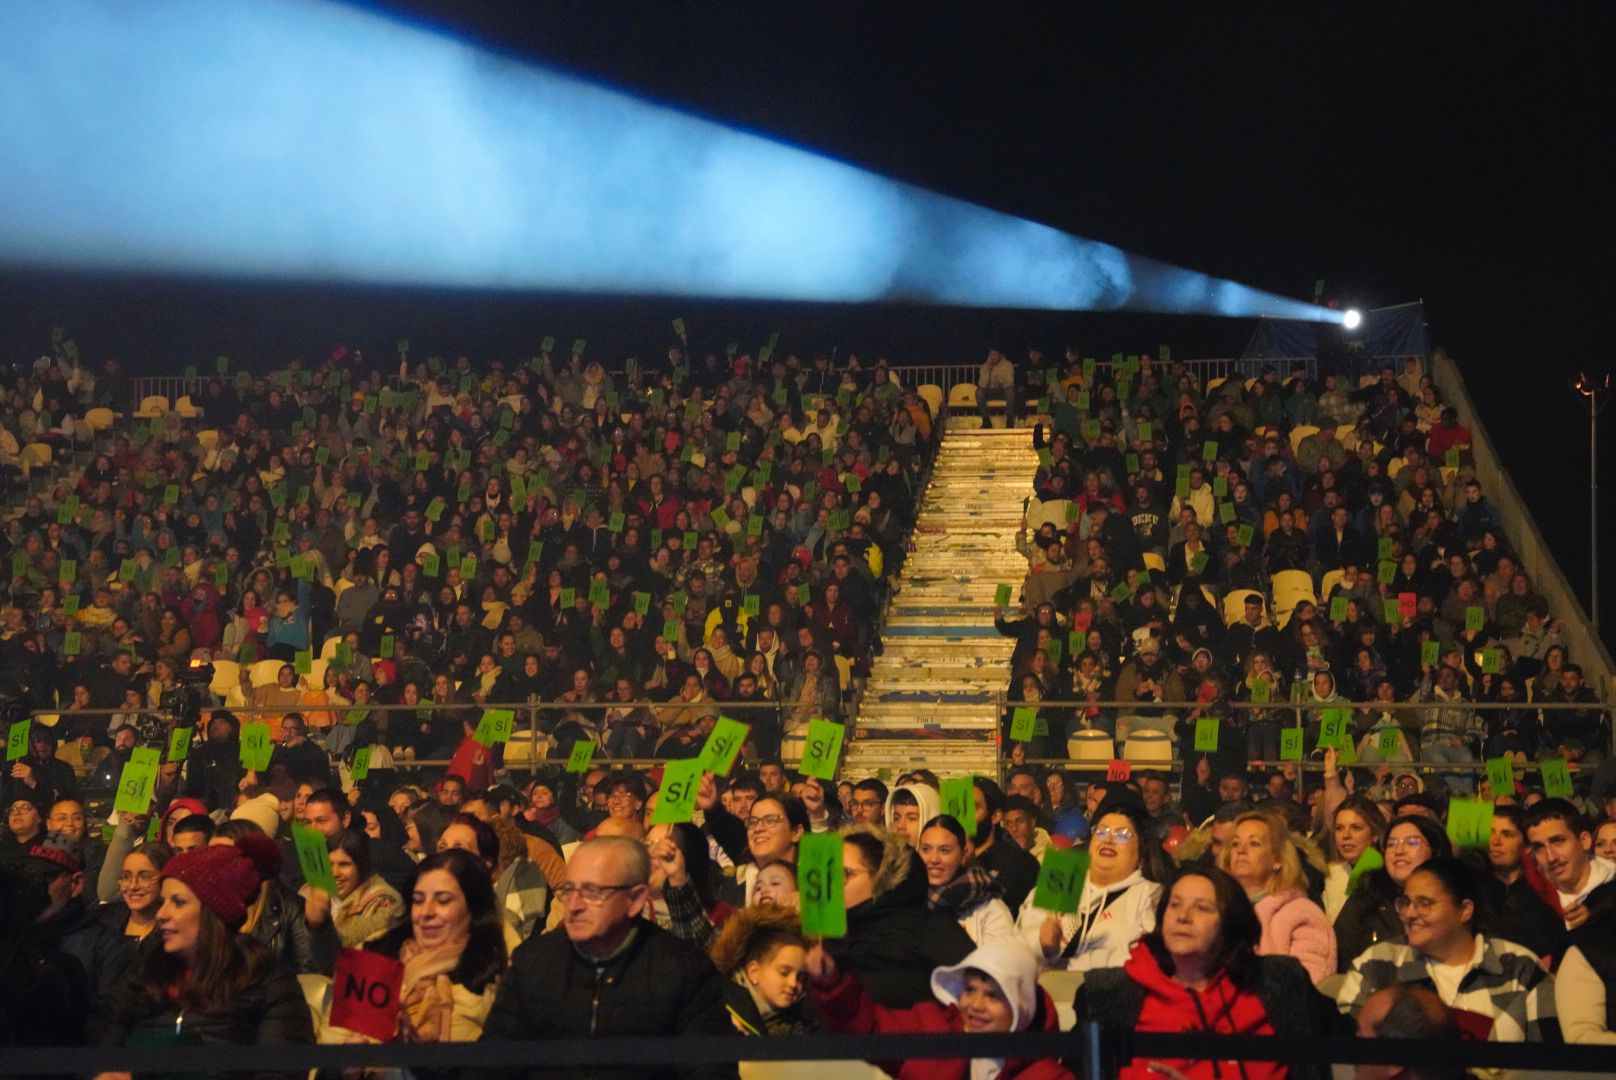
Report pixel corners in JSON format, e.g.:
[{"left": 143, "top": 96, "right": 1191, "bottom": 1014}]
[{"left": 846, "top": 427, "right": 1038, "bottom": 778}]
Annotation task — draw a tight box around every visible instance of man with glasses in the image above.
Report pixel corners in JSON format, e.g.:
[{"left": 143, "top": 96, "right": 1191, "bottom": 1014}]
[{"left": 481, "top": 837, "right": 734, "bottom": 1075}]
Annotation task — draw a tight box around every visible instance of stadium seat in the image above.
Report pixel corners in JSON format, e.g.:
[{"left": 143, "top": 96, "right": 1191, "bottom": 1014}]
[
  {"left": 133, "top": 395, "right": 169, "bottom": 418},
  {"left": 18, "top": 442, "right": 51, "bottom": 477},
  {"left": 915, "top": 383, "right": 943, "bottom": 420},
  {"left": 1141, "top": 551, "right": 1167, "bottom": 574},
  {"left": 1288, "top": 424, "right": 1319, "bottom": 454},
  {"left": 297, "top": 974, "right": 331, "bottom": 1040},
  {"left": 1222, "top": 588, "right": 1264, "bottom": 626},
  {"left": 208, "top": 659, "right": 240, "bottom": 697},
  {"left": 1271, "top": 569, "right": 1316, "bottom": 628},
  {"left": 1067, "top": 728, "right": 1114, "bottom": 764},
  {"left": 318, "top": 637, "right": 341, "bottom": 661},
  {"left": 1025, "top": 498, "right": 1070, "bottom": 532},
  {"left": 83, "top": 407, "right": 116, "bottom": 433},
  {"left": 251, "top": 658, "right": 286, "bottom": 688},
  {"left": 1358, "top": 374, "right": 1380, "bottom": 388},
  {"left": 1386, "top": 457, "right": 1405, "bottom": 480},
  {"left": 1205, "top": 376, "right": 1227, "bottom": 396},
  {"left": 946, "top": 383, "right": 977, "bottom": 411},
  {"left": 195, "top": 428, "right": 219, "bottom": 454},
  {"left": 175, "top": 395, "right": 201, "bottom": 419},
  {"left": 1318, "top": 568, "right": 1346, "bottom": 607},
  {"left": 834, "top": 654, "right": 853, "bottom": 692}
]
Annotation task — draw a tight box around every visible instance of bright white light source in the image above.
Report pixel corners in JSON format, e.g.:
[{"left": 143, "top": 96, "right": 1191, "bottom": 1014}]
[{"left": 1342, "top": 309, "right": 1363, "bottom": 330}]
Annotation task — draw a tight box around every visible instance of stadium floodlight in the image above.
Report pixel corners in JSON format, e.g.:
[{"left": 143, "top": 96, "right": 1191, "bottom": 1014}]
[
  {"left": 1341, "top": 309, "right": 1364, "bottom": 330},
  {"left": 0, "top": 1, "right": 1340, "bottom": 321}
]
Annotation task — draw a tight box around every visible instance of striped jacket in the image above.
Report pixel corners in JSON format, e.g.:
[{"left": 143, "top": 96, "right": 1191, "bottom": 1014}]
[{"left": 1336, "top": 935, "right": 1560, "bottom": 1042}]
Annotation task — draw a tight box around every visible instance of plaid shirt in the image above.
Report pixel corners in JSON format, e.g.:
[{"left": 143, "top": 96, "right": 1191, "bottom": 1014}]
[{"left": 1337, "top": 935, "right": 1560, "bottom": 1042}]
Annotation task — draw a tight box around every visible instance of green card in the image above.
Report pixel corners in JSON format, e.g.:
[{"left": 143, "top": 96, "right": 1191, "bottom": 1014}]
[
  {"left": 1485, "top": 758, "right": 1514, "bottom": 798},
  {"left": 1032, "top": 847, "right": 1090, "bottom": 914},
  {"left": 608, "top": 511, "right": 625, "bottom": 533},
  {"left": 797, "top": 832, "right": 847, "bottom": 938},
  {"left": 662, "top": 619, "right": 681, "bottom": 643},
  {"left": 62, "top": 631, "right": 82, "bottom": 656},
  {"left": 1279, "top": 727, "right": 1303, "bottom": 761},
  {"left": 1176, "top": 478, "right": 1191, "bottom": 501},
  {"left": 557, "top": 586, "right": 575, "bottom": 608},
  {"left": 1465, "top": 606, "right": 1485, "bottom": 632},
  {"left": 1194, "top": 717, "right": 1219, "bottom": 752},
  {"left": 1136, "top": 420, "right": 1152, "bottom": 442},
  {"left": 1347, "top": 846, "right": 1384, "bottom": 896},
  {"left": 461, "top": 555, "right": 477, "bottom": 580},
  {"left": 1377, "top": 728, "right": 1401, "bottom": 756},
  {"left": 425, "top": 497, "right": 445, "bottom": 522},
  {"left": 1125, "top": 453, "right": 1141, "bottom": 474},
  {"left": 1218, "top": 501, "right": 1235, "bottom": 525},
  {"left": 1383, "top": 598, "right": 1402, "bottom": 624},
  {"left": 167, "top": 726, "right": 192, "bottom": 763},
  {"left": 348, "top": 746, "right": 372, "bottom": 784},
  {"left": 1236, "top": 524, "right": 1255, "bottom": 548},
  {"left": 1480, "top": 649, "right": 1502, "bottom": 674},
  {"left": 1250, "top": 679, "right": 1270, "bottom": 705},
  {"left": 1190, "top": 550, "right": 1210, "bottom": 573},
  {"left": 240, "top": 721, "right": 272, "bottom": 771},
  {"left": 632, "top": 591, "right": 652, "bottom": 616},
  {"left": 742, "top": 594, "right": 760, "bottom": 617},
  {"left": 6, "top": 719, "right": 31, "bottom": 761},
  {"left": 566, "top": 739, "right": 596, "bottom": 774},
  {"left": 1445, "top": 448, "right": 1460, "bottom": 469},
  {"left": 295, "top": 649, "right": 312, "bottom": 675},
  {"left": 1202, "top": 441, "right": 1218, "bottom": 462},
  {"left": 473, "top": 708, "right": 515, "bottom": 747},
  {"left": 1329, "top": 596, "right": 1348, "bottom": 621},
  {"left": 589, "top": 580, "right": 610, "bottom": 609},
  {"left": 799, "top": 719, "right": 845, "bottom": 781},
  {"left": 113, "top": 748, "right": 161, "bottom": 815},
  {"left": 940, "top": 777, "right": 975, "bottom": 835},
  {"left": 119, "top": 558, "right": 137, "bottom": 580},
  {"left": 421, "top": 552, "right": 440, "bottom": 578},
  {"left": 292, "top": 822, "right": 338, "bottom": 895},
  {"left": 651, "top": 759, "right": 702, "bottom": 825},
  {"left": 698, "top": 716, "right": 751, "bottom": 776},
  {"left": 1319, "top": 708, "right": 1350, "bottom": 749},
  {"left": 379, "top": 634, "right": 395, "bottom": 659},
  {"left": 1010, "top": 706, "right": 1038, "bottom": 743},
  {"left": 796, "top": 583, "right": 811, "bottom": 606},
  {"left": 1421, "top": 640, "right": 1441, "bottom": 666},
  {"left": 1378, "top": 560, "right": 1397, "bottom": 585},
  {"left": 995, "top": 584, "right": 1012, "bottom": 606},
  {"left": 64, "top": 595, "right": 80, "bottom": 616},
  {"left": 1540, "top": 758, "right": 1573, "bottom": 799},
  {"left": 1446, "top": 797, "right": 1493, "bottom": 851},
  {"left": 1213, "top": 475, "right": 1228, "bottom": 497}
]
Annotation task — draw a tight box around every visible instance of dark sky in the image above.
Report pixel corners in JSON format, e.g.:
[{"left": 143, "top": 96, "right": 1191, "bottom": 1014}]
[{"left": 4, "top": 4, "right": 1613, "bottom": 639}]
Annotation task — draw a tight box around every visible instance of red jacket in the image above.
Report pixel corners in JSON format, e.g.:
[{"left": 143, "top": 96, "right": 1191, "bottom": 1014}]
[
  {"left": 812, "top": 972, "right": 1074, "bottom": 1080},
  {"left": 1120, "top": 943, "right": 1281, "bottom": 1080}
]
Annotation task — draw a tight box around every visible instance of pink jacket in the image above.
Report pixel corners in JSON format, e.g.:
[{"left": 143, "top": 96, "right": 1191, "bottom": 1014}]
[{"left": 1253, "top": 887, "right": 1336, "bottom": 984}]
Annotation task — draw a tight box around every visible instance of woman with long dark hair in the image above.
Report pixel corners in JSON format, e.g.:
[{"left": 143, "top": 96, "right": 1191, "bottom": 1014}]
[
  {"left": 90, "top": 836, "right": 313, "bottom": 1069},
  {"left": 326, "top": 829, "right": 403, "bottom": 949},
  {"left": 347, "top": 849, "right": 508, "bottom": 1043},
  {"left": 1074, "top": 867, "right": 1329, "bottom": 1080}
]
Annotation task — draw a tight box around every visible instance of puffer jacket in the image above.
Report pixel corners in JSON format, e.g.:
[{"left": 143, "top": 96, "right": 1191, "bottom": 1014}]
[
  {"left": 90, "top": 958, "right": 314, "bottom": 1078},
  {"left": 1331, "top": 868, "right": 1403, "bottom": 972},
  {"left": 479, "top": 923, "right": 736, "bottom": 1080},
  {"left": 1252, "top": 887, "right": 1337, "bottom": 984}
]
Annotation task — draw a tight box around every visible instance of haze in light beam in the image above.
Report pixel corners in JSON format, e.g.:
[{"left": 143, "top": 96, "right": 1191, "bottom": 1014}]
[{"left": 0, "top": 0, "right": 1341, "bottom": 322}]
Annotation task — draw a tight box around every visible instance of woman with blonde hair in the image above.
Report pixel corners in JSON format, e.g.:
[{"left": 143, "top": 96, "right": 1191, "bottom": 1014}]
[{"left": 1218, "top": 807, "right": 1336, "bottom": 983}]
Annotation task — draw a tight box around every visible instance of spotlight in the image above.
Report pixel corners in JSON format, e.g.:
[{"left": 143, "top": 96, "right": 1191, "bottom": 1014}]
[{"left": 1342, "top": 309, "right": 1363, "bottom": 331}]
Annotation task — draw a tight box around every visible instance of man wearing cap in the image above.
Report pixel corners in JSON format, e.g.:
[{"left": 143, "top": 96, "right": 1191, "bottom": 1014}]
[
  {"left": 1114, "top": 638, "right": 1186, "bottom": 741},
  {"left": 27, "top": 830, "right": 135, "bottom": 1030}
]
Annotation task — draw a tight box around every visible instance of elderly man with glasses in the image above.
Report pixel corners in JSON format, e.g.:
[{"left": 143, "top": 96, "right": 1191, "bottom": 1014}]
[{"left": 480, "top": 836, "right": 735, "bottom": 1078}]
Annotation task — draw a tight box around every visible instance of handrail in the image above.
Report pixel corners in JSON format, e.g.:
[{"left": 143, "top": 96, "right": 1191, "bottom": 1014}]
[{"left": 1431, "top": 347, "right": 1616, "bottom": 695}]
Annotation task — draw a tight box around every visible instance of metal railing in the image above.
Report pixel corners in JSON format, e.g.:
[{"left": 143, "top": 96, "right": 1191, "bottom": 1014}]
[
  {"left": 130, "top": 375, "right": 197, "bottom": 404},
  {"left": 3, "top": 1026, "right": 1613, "bottom": 1075},
  {"left": 886, "top": 357, "right": 1254, "bottom": 394}
]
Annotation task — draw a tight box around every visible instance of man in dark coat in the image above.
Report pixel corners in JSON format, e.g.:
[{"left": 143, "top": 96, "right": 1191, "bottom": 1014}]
[{"left": 481, "top": 837, "right": 735, "bottom": 1080}]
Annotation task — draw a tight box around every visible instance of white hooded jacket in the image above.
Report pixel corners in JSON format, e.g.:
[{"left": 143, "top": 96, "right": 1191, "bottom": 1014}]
[{"left": 1014, "top": 867, "right": 1160, "bottom": 971}]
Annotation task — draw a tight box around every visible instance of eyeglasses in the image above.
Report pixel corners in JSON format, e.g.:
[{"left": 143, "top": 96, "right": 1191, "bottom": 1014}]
[
  {"left": 745, "top": 814, "right": 786, "bottom": 831},
  {"left": 1394, "top": 895, "right": 1446, "bottom": 916},
  {"left": 555, "top": 883, "right": 636, "bottom": 905},
  {"left": 1092, "top": 827, "right": 1136, "bottom": 845},
  {"left": 1385, "top": 836, "right": 1427, "bottom": 852},
  {"left": 119, "top": 871, "right": 158, "bottom": 885}
]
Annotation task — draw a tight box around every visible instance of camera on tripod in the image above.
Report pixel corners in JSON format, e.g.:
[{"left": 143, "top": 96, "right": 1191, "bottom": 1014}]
[{"left": 159, "top": 658, "right": 217, "bottom": 730}]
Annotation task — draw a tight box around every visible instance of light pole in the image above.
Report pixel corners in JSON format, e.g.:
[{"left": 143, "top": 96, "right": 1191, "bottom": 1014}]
[{"left": 1575, "top": 372, "right": 1612, "bottom": 633}]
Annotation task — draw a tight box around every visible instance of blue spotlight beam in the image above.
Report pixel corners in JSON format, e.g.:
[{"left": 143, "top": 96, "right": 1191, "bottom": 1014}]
[{"left": 0, "top": 1, "right": 1341, "bottom": 323}]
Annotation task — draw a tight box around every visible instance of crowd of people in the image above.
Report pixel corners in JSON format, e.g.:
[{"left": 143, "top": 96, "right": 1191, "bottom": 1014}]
[
  {"left": 993, "top": 350, "right": 1608, "bottom": 785},
  {"left": 2, "top": 340, "right": 1615, "bottom": 1079}
]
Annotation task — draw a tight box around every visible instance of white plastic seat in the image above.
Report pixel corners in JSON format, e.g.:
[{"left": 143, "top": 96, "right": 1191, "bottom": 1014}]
[
  {"left": 1067, "top": 729, "right": 1115, "bottom": 764},
  {"left": 1122, "top": 729, "right": 1175, "bottom": 765}
]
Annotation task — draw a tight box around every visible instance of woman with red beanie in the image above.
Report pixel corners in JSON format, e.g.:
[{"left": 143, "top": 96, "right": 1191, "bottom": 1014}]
[{"left": 89, "top": 835, "right": 314, "bottom": 1074}]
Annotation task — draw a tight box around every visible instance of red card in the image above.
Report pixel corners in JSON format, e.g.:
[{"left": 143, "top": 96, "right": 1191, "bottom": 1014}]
[
  {"left": 1107, "top": 759, "right": 1132, "bottom": 782},
  {"left": 329, "top": 948, "right": 404, "bottom": 1042},
  {"left": 1072, "top": 611, "right": 1093, "bottom": 633},
  {"left": 1397, "top": 592, "right": 1417, "bottom": 620}
]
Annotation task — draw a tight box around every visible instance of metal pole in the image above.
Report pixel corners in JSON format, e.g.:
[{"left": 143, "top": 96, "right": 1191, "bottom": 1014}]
[{"left": 1594, "top": 390, "right": 1600, "bottom": 634}]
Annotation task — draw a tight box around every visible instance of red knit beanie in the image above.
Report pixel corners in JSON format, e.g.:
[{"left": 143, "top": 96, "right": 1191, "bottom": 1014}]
[{"left": 160, "top": 843, "right": 265, "bottom": 931}]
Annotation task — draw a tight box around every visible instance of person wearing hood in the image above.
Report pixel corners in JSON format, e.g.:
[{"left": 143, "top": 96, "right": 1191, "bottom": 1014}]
[
  {"left": 1074, "top": 867, "right": 1330, "bottom": 1080},
  {"left": 1217, "top": 807, "right": 1336, "bottom": 984},
  {"left": 918, "top": 815, "right": 1017, "bottom": 948},
  {"left": 884, "top": 782, "right": 942, "bottom": 848},
  {"left": 809, "top": 935, "right": 1072, "bottom": 1080},
  {"left": 707, "top": 905, "right": 816, "bottom": 1036},
  {"left": 1016, "top": 799, "right": 1166, "bottom": 972},
  {"left": 830, "top": 824, "right": 974, "bottom": 1008}
]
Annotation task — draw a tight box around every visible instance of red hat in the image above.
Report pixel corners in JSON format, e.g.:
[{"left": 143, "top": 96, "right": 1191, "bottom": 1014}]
[{"left": 160, "top": 842, "right": 266, "bottom": 931}]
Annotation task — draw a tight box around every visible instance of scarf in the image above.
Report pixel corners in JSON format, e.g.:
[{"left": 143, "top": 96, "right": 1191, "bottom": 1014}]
[
  {"left": 397, "top": 934, "right": 468, "bottom": 1043},
  {"left": 927, "top": 865, "right": 1002, "bottom": 916}
]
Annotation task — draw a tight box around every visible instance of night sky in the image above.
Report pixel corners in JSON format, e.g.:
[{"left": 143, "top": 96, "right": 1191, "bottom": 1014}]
[{"left": 3, "top": 4, "right": 1612, "bottom": 642}]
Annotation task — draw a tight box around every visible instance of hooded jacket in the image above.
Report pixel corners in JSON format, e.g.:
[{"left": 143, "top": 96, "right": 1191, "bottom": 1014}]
[
  {"left": 828, "top": 825, "right": 974, "bottom": 1008},
  {"left": 883, "top": 783, "right": 942, "bottom": 833},
  {"left": 1074, "top": 941, "right": 1329, "bottom": 1080},
  {"left": 1015, "top": 867, "right": 1160, "bottom": 972},
  {"left": 812, "top": 938, "right": 1074, "bottom": 1080}
]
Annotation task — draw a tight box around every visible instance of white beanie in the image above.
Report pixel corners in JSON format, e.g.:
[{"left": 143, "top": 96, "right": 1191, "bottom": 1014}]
[
  {"left": 930, "top": 938, "right": 1043, "bottom": 1033},
  {"left": 229, "top": 792, "right": 282, "bottom": 839}
]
